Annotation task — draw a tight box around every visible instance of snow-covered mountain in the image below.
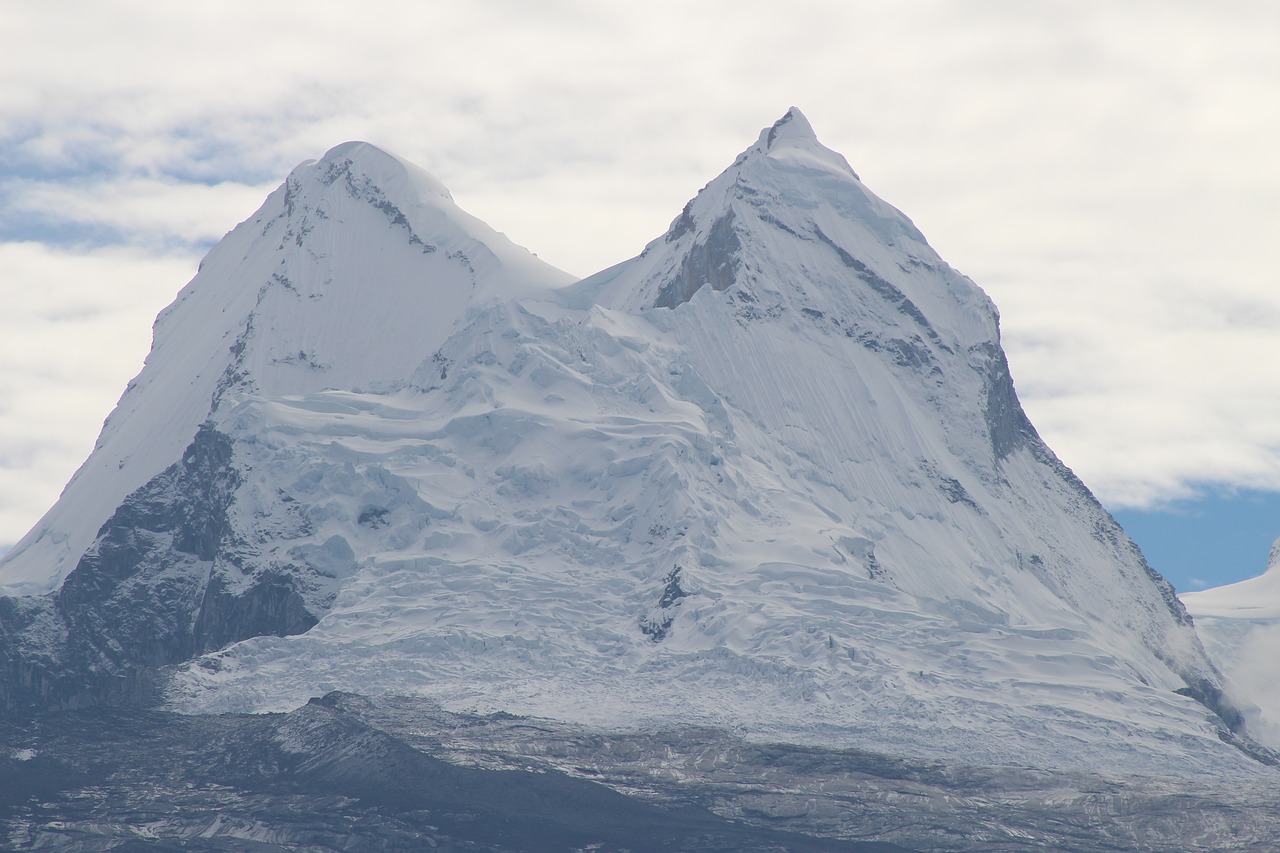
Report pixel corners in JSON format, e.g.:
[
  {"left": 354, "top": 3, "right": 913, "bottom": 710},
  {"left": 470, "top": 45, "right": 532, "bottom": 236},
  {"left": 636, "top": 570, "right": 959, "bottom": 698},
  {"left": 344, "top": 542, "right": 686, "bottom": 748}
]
[{"left": 0, "top": 110, "right": 1260, "bottom": 791}]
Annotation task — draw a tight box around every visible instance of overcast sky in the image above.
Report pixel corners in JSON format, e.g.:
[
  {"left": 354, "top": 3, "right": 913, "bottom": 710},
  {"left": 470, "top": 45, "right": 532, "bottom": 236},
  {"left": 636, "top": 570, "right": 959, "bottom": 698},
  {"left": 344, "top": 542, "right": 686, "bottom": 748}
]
[{"left": 3, "top": 2, "right": 1279, "bottom": 586}]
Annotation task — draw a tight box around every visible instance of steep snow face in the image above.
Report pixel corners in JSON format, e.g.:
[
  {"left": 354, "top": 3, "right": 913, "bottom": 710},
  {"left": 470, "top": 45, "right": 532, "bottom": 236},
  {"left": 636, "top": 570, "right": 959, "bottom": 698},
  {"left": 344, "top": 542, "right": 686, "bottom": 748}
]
[
  {"left": 0, "top": 113, "right": 1249, "bottom": 774},
  {"left": 571, "top": 108, "right": 1218, "bottom": 699},
  {"left": 0, "top": 142, "right": 570, "bottom": 596},
  {"left": 1183, "top": 540, "right": 1280, "bottom": 747}
]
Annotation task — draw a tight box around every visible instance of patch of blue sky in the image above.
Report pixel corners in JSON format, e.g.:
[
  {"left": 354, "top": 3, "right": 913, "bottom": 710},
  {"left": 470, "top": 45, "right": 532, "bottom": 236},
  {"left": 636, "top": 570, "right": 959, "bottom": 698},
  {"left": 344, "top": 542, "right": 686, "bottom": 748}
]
[
  {"left": 1, "top": 127, "right": 281, "bottom": 187},
  {"left": 0, "top": 218, "right": 136, "bottom": 250},
  {"left": 1111, "top": 488, "right": 1280, "bottom": 594},
  {"left": 0, "top": 211, "right": 218, "bottom": 255}
]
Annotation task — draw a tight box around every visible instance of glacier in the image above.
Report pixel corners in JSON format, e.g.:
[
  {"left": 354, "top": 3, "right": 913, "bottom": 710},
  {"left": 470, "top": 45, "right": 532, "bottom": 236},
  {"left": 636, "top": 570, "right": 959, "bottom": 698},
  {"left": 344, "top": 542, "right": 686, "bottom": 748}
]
[{"left": 3, "top": 109, "right": 1280, "bottom": 850}]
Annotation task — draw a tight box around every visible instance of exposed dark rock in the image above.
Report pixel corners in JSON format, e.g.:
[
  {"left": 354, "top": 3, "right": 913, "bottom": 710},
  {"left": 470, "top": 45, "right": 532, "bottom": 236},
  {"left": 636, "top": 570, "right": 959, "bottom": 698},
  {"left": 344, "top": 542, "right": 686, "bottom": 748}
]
[
  {"left": 654, "top": 214, "right": 742, "bottom": 309},
  {"left": 971, "top": 341, "right": 1040, "bottom": 462},
  {"left": 0, "top": 703, "right": 912, "bottom": 852},
  {"left": 812, "top": 226, "right": 948, "bottom": 353},
  {"left": 358, "top": 506, "right": 390, "bottom": 528},
  {"left": 0, "top": 425, "right": 318, "bottom": 715},
  {"left": 640, "top": 567, "right": 690, "bottom": 643}
]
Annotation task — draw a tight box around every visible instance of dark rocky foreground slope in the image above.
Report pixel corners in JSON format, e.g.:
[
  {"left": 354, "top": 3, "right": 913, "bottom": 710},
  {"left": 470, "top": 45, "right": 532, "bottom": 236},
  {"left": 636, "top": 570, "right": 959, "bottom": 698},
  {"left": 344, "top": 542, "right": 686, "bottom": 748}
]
[
  {"left": 0, "top": 697, "right": 911, "bottom": 852},
  {"left": 4, "top": 694, "right": 1279, "bottom": 852}
]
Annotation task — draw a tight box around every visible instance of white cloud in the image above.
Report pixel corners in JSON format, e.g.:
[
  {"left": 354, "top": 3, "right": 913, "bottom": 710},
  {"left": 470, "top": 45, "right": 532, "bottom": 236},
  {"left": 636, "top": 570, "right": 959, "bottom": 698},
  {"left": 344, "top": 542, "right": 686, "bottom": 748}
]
[
  {"left": 3, "top": 178, "right": 277, "bottom": 249},
  {"left": 0, "top": 0, "right": 1278, "bottom": 549},
  {"left": 0, "top": 242, "right": 196, "bottom": 545},
  {"left": 984, "top": 253, "right": 1280, "bottom": 508},
  {"left": 1209, "top": 622, "right": 1280, "bottom": 749}
]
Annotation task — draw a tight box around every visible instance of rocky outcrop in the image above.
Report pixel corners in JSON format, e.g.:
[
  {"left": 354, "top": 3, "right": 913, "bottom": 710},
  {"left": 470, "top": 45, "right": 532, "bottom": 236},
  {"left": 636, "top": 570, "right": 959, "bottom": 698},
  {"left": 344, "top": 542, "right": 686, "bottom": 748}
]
[{"left": 0, "top": 425, "right": 317, "bottom": 714}]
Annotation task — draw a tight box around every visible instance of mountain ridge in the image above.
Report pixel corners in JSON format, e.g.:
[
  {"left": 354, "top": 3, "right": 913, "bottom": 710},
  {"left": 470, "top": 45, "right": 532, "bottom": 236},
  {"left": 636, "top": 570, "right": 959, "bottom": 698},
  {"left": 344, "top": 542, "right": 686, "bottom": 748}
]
[{"left": 0, "top": 111, "right": 1255, "bottom": 781}]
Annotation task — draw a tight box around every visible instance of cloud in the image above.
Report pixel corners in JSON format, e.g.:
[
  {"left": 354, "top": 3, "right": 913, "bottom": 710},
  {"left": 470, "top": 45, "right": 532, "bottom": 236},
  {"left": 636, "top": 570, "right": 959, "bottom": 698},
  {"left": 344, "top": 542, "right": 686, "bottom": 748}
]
[
  {"left": 1206, "top": 621, "right": 1280, "bottom": 749},
  {"left": 2, "top": 178, "right": 277, "bottom": 249},
  {"left": 981, "top": 250, "right": 1280, "bottom": 508},
  {"left": 0, "top": 242, "right": 196, "bottom": 546},
  {"left": 0, "top": 0, "right": 1278, "bottom": 550}
]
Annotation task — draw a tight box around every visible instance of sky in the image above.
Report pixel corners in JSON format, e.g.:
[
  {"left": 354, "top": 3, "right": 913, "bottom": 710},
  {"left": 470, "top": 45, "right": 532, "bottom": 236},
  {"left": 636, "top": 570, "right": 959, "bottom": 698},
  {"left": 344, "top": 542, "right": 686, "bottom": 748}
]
[{"left": 2, "top": 1, "right": 1278, "bottom": 593}]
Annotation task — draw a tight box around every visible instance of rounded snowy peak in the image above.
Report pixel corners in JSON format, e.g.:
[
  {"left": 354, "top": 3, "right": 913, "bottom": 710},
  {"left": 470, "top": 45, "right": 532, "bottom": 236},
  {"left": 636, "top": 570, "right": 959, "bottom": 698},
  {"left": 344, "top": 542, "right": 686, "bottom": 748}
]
[
  {"left": 0, "top": 139, "right": 571, "bottom": 597},
  {"left": 171, "top": 137, "right": 574, "bottom": 404},
  {"left": 281, "top": 140, "right": 569, "bottom": 295},
  {"left": 314, "top": 140, "right": 455, "bottom": 206}
]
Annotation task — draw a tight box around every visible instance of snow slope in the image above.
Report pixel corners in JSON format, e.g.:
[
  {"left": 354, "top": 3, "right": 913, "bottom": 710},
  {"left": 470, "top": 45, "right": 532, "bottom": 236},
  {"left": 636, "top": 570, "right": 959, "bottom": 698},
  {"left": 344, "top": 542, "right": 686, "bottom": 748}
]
[
  {"left": 1183, "top": 540, "right": 1280, "bottom": 747},
  {"left": 0, "top": 111, "right": 1255, "bottom": 777}
]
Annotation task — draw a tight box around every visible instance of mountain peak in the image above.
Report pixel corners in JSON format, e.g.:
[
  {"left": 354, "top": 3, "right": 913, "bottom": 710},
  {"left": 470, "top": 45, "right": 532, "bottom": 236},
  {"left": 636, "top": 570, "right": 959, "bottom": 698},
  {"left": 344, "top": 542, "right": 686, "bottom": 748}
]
[
  {"left": 763, "top": 106, "right": 816, "bottom": 148},
  {"left": 321, "top": 139, "right": 394, "bottom": 161},
  {"left": 1268, "top": 536, "right": 1280, "bottom": 574},
  {"left": 0, "top": 138, "right": 570, "bottom": 598},
  {"left": 746, "top": 106, "right": 858, "bottom": 181},
  {"left": 585, "top": 109, "right": 950, "bottom": 323},
  {"left": 315, "top": 140, "right": 455, "bottom": 205}
]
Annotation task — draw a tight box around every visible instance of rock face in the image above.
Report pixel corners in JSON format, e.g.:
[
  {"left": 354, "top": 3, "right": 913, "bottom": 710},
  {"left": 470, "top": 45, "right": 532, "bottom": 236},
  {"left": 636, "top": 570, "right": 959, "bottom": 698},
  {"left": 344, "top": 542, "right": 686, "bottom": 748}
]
[
  {"left": 6, "top": 697, "right": 1280, "bottom": 852},
  {"left": 1, "top": 426, "right": 265, "bottom": 711},
  {"left": 0, "top": 109, "right": 1261, "bottom": 800},
  {"left": 1, "top": 700, "right": 919, "bottom": 853}
]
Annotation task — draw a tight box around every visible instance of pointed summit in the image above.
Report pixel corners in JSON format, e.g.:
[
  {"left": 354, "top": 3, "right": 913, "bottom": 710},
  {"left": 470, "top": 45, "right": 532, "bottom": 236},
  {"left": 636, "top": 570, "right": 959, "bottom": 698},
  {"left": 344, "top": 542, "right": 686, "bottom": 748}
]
[
  {"left": 587, "top": 109, "right": 960, "bottom": 333},
  {"left": 752, "top": 106, "right": 859, "bottom": 180},
  {"left": 763, "top": 106, "right": 817, "bottom": 147}
]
